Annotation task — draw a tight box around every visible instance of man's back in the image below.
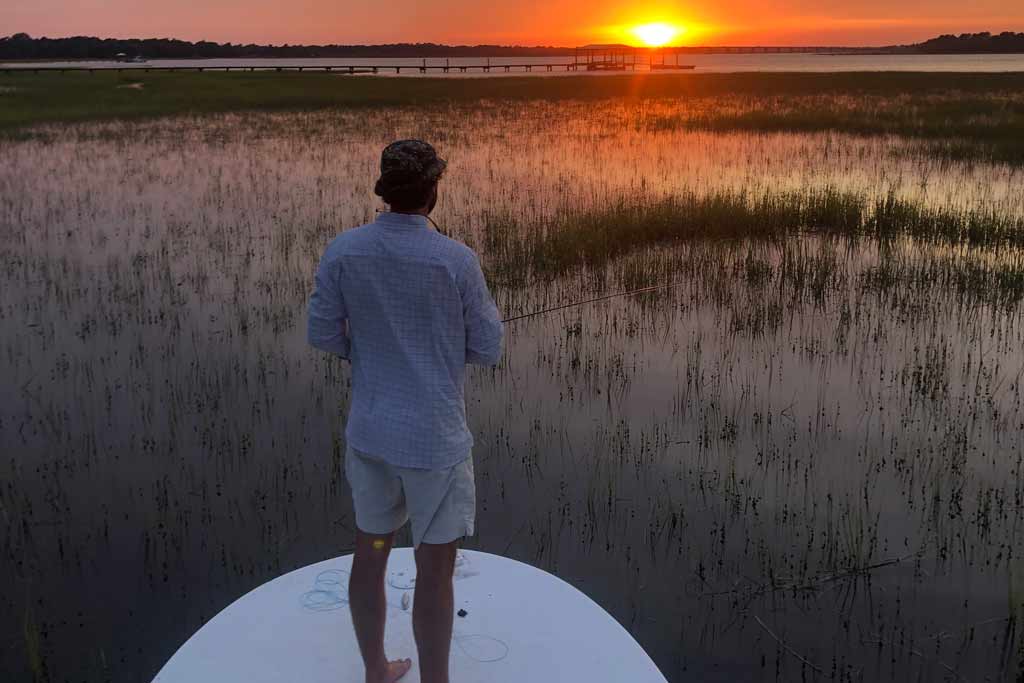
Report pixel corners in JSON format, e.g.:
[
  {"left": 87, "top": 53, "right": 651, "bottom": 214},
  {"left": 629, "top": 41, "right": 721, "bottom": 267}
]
[
  {"left": 310, "top": 140, "right": 494, "bottom": 683},
  {"left": 308, "top": 211, "right": 503, "bottom": 469}
]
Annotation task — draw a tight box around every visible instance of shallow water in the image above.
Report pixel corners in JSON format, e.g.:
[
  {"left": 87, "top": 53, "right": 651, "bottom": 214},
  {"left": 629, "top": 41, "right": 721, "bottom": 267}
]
[
  {"left": 6, "top": 53, "right": 1024, "bottom": 74},
  {"left": 2, "top": 102, "right": 1024, "bottom": 681}
]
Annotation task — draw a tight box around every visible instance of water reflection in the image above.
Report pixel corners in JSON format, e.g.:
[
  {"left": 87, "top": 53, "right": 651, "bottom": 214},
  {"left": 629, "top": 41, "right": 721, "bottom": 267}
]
[{"left": 1, "top": 104, "right": 1023, "bottom": 681}]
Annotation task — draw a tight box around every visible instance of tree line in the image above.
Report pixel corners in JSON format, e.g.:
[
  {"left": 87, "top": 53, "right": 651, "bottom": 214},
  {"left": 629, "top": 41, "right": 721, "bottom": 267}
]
[
  {"left": 914, "top": 32, "right": 1024, "bottom": 53},
  {"left": 1, "top": 31, "right": 1023, "bottom": 61},
  {"left": 0, "top": 34, "right": 570, "bottom": 60}
]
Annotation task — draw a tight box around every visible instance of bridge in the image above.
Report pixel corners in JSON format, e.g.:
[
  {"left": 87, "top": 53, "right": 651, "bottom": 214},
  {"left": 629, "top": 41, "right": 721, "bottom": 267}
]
[{"left": 672, "top": 46, "right": 879, "bottom": 54}]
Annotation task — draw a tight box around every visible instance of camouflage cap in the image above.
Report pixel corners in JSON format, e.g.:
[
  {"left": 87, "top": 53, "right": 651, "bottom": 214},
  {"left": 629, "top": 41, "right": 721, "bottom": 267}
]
[{"left": 374, "top": 139, "right": 447, "bottom": 198}]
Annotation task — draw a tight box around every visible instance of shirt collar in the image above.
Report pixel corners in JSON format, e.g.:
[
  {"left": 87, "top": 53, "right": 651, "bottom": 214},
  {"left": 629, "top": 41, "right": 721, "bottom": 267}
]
[{"left": 374, "top": 211, "right": 430, "bottom": 230}]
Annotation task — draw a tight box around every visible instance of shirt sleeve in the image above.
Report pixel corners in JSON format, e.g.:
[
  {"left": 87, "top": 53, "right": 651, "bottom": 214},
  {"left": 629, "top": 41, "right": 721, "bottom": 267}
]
[
  {"left": 307, "top": 251, "right": 350, "bottom": 359},
  {"left": 462, "top": 252, "right": 504, "bottom": 366}
]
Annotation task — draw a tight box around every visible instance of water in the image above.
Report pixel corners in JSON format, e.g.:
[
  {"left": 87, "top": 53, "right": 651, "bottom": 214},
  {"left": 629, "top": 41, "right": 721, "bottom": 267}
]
[
  {"left": 2, "top": 101, "right": 1024, "bottom": 682},
  {"left": 4, "top": 53, "right": 1024, "bottom": 74}
]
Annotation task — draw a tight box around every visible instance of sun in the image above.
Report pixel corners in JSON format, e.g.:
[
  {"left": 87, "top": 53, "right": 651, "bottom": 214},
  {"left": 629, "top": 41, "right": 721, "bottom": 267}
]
[{"left": 632, "top": 22, "right": 681, "bottom": 47}]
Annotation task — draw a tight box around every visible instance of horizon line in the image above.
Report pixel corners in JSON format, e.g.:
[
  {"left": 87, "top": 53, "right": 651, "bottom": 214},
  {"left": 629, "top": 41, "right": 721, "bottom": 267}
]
[{"left": 5, "top": 30, "right": 1024, "bottom": 51}]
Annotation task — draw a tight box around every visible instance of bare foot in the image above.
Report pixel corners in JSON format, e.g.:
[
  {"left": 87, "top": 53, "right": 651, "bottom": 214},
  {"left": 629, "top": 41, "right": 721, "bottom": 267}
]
[{"left": 366, "top": 658, "right": 412, "bottom": 683}]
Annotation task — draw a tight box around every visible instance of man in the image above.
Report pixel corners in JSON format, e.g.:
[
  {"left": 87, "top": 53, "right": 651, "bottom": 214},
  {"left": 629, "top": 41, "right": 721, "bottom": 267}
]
[{"left": 307, "top": 140, "right": 504, "bottom": 683}]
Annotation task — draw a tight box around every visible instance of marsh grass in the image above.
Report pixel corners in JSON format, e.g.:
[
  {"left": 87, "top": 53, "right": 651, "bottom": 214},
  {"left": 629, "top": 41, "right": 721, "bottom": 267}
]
[
  {"left": 23, "top": 599, "right": 46, "bottom": 683},
  {"left": 648, "top": 93, "right": 1024, "bottom": 164},
  {"left": 3, "top": 71, "right": 1024, "bottom": 164},
  {"left": 2, "top": 102, "right": 1023, "bottom": 682},
  {"left": 862, "top": 250, "right": 1024, "bottom": 310},
  {"left": 484, "top": 189, "right": 1024, "bottom": 280}
]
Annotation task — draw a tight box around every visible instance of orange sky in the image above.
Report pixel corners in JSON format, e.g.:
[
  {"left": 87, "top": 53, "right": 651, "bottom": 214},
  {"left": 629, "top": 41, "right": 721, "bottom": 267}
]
[{"left": 3, "top": 0, "right": 1021, "bottom": 46}]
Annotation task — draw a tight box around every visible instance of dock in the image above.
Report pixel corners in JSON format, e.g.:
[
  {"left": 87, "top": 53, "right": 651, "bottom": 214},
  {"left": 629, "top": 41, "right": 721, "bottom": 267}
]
[{"left": 0, "top": 62, "right": 606, "bottom": 75}]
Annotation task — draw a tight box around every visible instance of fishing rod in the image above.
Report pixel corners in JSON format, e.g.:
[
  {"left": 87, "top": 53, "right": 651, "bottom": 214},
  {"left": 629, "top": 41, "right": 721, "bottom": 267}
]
[
  {"left": 428, "top": 213, "right": 687, "bottom": 324},
  {"left": 500, "top": 281, "right": 687, "bottom": 323}
]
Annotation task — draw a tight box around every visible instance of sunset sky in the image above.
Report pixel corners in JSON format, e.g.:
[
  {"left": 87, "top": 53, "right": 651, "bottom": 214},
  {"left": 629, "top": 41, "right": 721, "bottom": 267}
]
[{"left": 3, "top": 0, "right": 1022, "bottom": 47}]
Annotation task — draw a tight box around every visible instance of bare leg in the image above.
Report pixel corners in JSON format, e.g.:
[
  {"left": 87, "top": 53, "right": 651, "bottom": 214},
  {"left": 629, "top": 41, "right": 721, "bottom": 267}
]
[
  {"left": 349, "top": 530, "right": 411, "bottom": 683},
  {"left": 412, "top": 541, "right": 459, "bottom": 683}
]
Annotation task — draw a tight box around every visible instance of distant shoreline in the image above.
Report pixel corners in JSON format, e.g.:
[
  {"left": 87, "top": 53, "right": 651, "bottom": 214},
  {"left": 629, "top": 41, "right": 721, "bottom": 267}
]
[
  {"left": 2, "top": 31, "right": 1024, "bottom": 61},
  {"left": 3, "top": 51, "right": 1024, "bottom": 66},
  {"left": 4, "top": 50, "right": 1024, "bottom": 63}
]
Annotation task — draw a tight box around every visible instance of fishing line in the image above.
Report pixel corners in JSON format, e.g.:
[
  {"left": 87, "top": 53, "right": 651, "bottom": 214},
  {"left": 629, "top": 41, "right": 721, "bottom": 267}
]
[{"left": 301, "top": 569, "right": 350, "bottom": 611}]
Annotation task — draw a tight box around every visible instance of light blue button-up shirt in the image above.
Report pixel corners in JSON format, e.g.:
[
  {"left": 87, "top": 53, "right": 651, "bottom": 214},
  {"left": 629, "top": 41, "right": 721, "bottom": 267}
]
[{"left": 308, "top": 212, "right": 504, "bottom": 469}]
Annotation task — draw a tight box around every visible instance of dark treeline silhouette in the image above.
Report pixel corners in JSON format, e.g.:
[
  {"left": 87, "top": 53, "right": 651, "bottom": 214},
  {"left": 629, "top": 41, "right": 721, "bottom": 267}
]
[
  {"left": 1, "top": 31, "right": 1023, "bottom": 61},
  {"left": 914, "top": 32, "right": 1024, "bottom": 53},
  {"left": 0, "top": 33, "right": 571, "bottom": 60}
]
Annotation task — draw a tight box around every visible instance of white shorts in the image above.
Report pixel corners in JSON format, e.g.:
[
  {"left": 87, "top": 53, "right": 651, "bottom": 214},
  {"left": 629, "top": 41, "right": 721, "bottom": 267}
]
[{"left": 344, "top": 445, "right": 476, "bottom": 547}]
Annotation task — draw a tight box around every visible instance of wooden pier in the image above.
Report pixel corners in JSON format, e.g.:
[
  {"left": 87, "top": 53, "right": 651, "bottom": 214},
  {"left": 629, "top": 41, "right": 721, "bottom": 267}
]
[
  {"left": 0, "top": 60, "right": 665, "bottom": 75},
  {"left": 0, "top": 61, "right": 624, "bottom": 75}
]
